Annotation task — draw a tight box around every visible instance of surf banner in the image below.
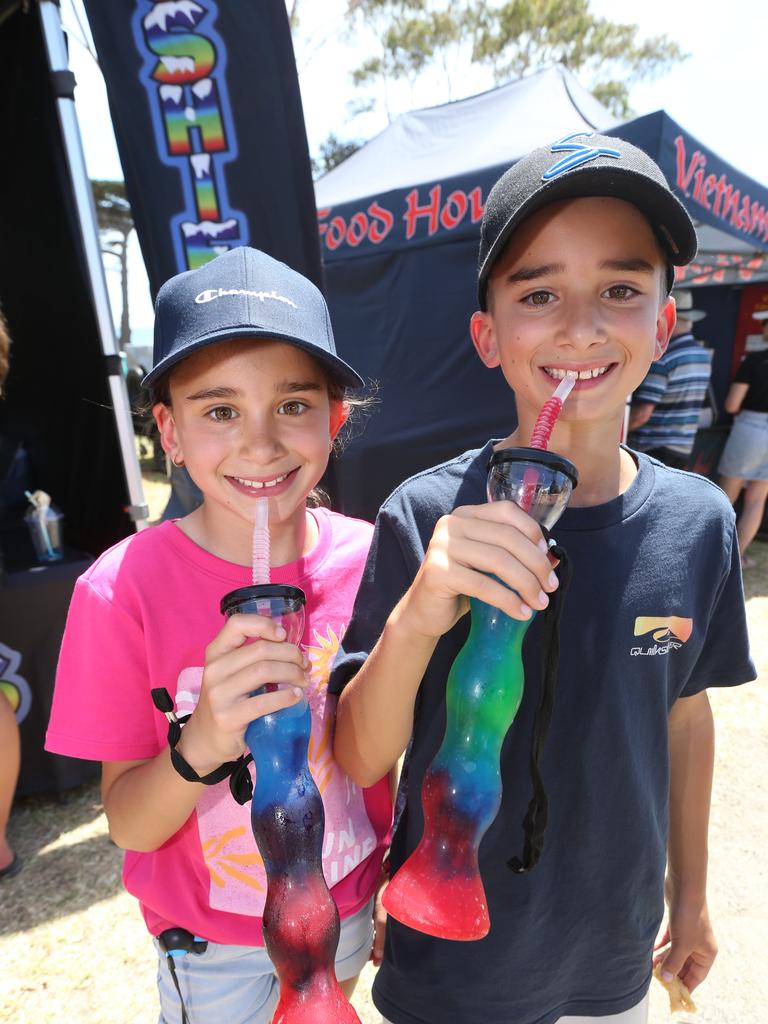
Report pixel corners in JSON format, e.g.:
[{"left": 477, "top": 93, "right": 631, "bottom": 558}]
[{"left": 83, "top": 0, "right": 322, "bottom": 297}]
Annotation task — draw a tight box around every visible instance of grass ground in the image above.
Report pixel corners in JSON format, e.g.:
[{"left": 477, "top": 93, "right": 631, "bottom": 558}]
[{"left": 1, "top": 468, "right": 765, "bottom": 1023}]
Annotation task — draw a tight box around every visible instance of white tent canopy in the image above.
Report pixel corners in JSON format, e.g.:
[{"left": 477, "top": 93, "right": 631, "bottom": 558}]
[{"left": 315, "top": 65, "right": 617, "bottom": 208}]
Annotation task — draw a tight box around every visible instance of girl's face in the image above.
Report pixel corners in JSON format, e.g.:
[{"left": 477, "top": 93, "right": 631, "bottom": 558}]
[
  {"left": 154, "top": 339, "right": 345, "bottom": 561},
  {"left": 470, "top": 196, "right": 675, "bottom": 443}
]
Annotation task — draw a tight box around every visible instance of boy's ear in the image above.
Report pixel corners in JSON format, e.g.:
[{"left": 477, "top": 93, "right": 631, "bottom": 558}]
[
  {"left": 654, "top": 296, "right": 676, "bottom": 360},
  {"left": 329, "top": 399, "right": 348, "bottom": 440},
  {"left": 470, "top": 311, "right": 501, "bottom": 368},
  {"left": 153, "top": 402, "right": 180, "bottom": 460}
]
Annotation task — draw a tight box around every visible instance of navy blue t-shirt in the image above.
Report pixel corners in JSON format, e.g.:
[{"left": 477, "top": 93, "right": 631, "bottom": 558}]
[{"left": 330, "top": 443, "right": 755, "bottom": 1024}]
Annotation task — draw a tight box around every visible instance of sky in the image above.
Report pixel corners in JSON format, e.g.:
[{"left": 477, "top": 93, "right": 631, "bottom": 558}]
[{"left": 59, "top": 0, "right": 768, "bottom": 339}]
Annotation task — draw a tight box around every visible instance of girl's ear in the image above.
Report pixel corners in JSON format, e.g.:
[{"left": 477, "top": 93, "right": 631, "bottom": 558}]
[
  {"left": 329, "top": 399, "right": 348, "bottom": 440},
  {"left": 654, "top": 296, "right": 676, "bottom": 360},
  {"left": 153, "top": 402, "right": 180, "bottom": 459},
  {"left": 470, "top": 310, "right": 501, "bottom": 368}
]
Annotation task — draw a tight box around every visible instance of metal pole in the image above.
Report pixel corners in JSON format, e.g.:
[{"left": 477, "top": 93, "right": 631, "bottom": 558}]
[{"left": 38, "top": 0, "right": 149, "bottom": 527}]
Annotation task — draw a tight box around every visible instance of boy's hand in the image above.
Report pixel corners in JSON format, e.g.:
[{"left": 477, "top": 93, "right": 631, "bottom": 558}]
[
  {"left": 177, "top": 613, "right": 309, "bottom": 772},
  {"left": 399, "top": 500, "right": 558, "bottom": 640},
  {"left": 371, "top": 872, "right": 388, "bottom": 967},
  {"left": 653, "top": 899, "right": 717, "bottom": 993}
]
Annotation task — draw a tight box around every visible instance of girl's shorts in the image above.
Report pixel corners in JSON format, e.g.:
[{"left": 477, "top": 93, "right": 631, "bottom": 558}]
[
  {"left": 381, "top": 990, "right": 649, "bottom": 1024},
  {"left": 155, "top": 897, "right": 374, "bottom": 1024},
  {"left": 718, "top": 410, "right": 768, "bottom": 481}
]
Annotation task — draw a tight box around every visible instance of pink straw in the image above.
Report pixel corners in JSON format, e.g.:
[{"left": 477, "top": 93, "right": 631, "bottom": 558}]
[
  {"left": 520, "top": 375, "right": 576, "bottom": 512},
  {"left": 529, "top": 374, "right": 576, "bottom": 450},
  {"left": 252, "top": 497, "right": 270, "bottom": 585}
]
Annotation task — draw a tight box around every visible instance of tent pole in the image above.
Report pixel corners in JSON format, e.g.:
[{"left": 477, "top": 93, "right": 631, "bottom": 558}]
[{"left": 38, "top": 0, "right": 149, "bottom": 529}]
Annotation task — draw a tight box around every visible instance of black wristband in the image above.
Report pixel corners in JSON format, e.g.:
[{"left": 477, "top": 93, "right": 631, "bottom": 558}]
[
  {"left": 151, "top": 687, "right": 242, "bottom": 786},
  {"left": 169, "top": 743, "right": 242, "bottom": 786}
]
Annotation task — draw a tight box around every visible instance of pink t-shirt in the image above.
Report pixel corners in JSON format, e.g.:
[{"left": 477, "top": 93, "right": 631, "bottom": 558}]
[{"left": 46, "top": 508, "right": 391, "bottom": 945}]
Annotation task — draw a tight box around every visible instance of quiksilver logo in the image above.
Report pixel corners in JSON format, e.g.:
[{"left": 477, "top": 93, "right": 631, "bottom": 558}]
[
  {"left": 630, "top": 616, "right": 692, "bottom": 657},
  {"left": 195, "top": 287, "right": 297, "bottom": 308}
]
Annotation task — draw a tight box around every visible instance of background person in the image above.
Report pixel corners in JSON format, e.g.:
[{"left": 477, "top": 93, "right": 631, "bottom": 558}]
[
  {"left": 628, "top": 288, "right": 713, "bottom": 469},
  {"left": 718, "top": 313, "right": 768, "bottom": 568},
  {"left": 0, "top": 304, "right": 22, "bottom": 881}
]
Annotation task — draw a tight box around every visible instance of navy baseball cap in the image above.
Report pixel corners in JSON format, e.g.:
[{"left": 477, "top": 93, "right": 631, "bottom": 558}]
[
  {"left": 143, "top": 247, "right": 364, "bottom": 390},
  {"left": 477, "top": 131, "right": 698, "bottom": 309}
]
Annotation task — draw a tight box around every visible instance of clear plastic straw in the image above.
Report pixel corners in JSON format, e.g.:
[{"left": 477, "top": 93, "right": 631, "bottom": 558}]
[{"left": 252, "top": 497, "right": 270, "bottom": 585}]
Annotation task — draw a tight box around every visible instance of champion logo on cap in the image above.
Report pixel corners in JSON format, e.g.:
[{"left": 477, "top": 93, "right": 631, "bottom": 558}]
[
  {"left": 542, "top": 132, "right": 622, "bottom": 182},
  {"left": 195, "top": 287, "right": 298, "bottom": 308}
]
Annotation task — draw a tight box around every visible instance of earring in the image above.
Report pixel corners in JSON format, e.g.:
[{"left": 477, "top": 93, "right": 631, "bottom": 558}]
[{"left": 171, "top": 452, "right": 185, "bottom": 468}]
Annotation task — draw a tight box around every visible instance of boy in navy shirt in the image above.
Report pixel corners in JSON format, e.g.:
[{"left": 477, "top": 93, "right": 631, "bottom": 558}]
[{"left": 331, "top": 134, "right": 755, "bottom": 1024}]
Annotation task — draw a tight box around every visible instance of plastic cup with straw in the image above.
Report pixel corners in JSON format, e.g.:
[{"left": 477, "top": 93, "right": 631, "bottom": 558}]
[{"left": 24, "top": 489, "right": 57, "bottom": 560}]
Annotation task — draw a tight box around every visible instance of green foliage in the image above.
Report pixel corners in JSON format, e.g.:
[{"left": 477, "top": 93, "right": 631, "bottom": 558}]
[
  {"left": 343, "top": 0, "right": 686, "bottom": 119},
  {"left": 312, "top": 132, "right": 364, "bottom": 177},
  {"left": 91, "top": 179, "right": 133, "bottom": 236}
]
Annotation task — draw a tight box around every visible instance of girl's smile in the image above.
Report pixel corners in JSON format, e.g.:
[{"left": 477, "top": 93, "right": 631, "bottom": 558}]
[{"left": 154, "top": 338, "right": 345, "bottom": 566}]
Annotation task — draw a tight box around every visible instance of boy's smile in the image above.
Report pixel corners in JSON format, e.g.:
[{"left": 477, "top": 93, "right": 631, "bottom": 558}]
[
  {"left": 154, "top": 338, "right": 345, "bottom": 565},
  {"left": 470, "top": 196, "right": 675, "bottom": 450}
]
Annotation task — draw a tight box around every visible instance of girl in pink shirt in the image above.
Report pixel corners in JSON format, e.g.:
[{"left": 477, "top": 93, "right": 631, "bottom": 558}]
[{"left": 47, "top": 248, "right": 391, "bottom": 1023}]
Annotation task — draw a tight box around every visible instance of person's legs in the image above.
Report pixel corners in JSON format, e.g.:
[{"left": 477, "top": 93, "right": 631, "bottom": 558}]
[
  {"left": 155, "top": 940, "right": 278, "bottom": 1024},
  {"left": 155, "top": 898, "right": 374, "bottom": 1023},
  {"left": 336, "top": 897, "right": 375, "bottom": 1001},
  {"left": 737, "top": 479, "right": 768, "bottom": 561},
  {"left": 0, "top": 691, "right": 20, "bottom": 875},
  {"left": 718, "top": 474, "right": 744, "bottom": 504}
]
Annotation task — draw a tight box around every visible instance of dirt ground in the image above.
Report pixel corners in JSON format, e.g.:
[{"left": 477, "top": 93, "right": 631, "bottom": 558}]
[{"left": 1, "top": 511, "right": 765, "bottom": 1022}]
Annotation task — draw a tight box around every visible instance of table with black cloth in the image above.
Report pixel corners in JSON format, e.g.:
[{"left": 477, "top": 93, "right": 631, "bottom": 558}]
[{"left": 0, "top": 522, "right": 98, "bottom": 796}]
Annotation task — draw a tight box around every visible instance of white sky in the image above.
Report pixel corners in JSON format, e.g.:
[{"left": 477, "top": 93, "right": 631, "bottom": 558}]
[{"left": 60, "top": 0, "right": 768, "bottom": 334}]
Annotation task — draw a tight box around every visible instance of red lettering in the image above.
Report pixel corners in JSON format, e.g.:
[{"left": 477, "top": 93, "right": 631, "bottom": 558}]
[
  {"left": 367, "top": 201, "right": 394, "bottom": 244},
  {"left": 712, "top": 175, "right": 728, "bottom": 216},
  {"left": 692, "top": 158, "right": 707, "bottom": 202},
  {"left": 700, "top": 173, "right": 717, "bottom": 211},
  {"left": 738, "top": 194, "right": 751, "bottom": 231},
  {"left": 469, "top": 187, "right": 484, "bottom": 222},
  {"left": 346, "top": 212, "right": 368, "bottom": 247},
  {"left": 674, "top": 136, "right": 702, "bottom": 195},
  {"left": 326, "top": 216, "right": 346, "bottom": 251},
  {"left": 750, "top": 201, "right": 766, "bottom": 236},
  {"left": 404, "top": 186, "right": 441, "bottom": 239},
  {"left": 316, "top": 207, "right": 331, "bottom": 242},
  {"left": 440, "top": 190, "right": 468, "bottom": 230},
  {"left": 721, "top": 184, "right": 737, "bottom": 223}
]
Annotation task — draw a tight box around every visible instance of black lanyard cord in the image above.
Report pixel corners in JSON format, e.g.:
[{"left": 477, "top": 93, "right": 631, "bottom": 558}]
[{"left": 508, "top": 539, "right": 572, "bottom": 873}]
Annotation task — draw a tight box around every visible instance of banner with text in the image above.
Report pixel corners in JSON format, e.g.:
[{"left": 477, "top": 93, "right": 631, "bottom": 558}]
[{"left": 83, "top": 0, "right": 322, "bottom": 297}]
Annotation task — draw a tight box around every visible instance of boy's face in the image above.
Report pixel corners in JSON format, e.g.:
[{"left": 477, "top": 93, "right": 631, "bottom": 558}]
[
  {"left": 154, "top": 338, "right": 345, "bottom": 553},
  {"left": 471, "top": 196, "right": 675, "bottom": 435}
]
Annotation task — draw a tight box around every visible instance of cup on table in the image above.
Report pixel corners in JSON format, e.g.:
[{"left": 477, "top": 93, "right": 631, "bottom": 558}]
[{"left": 24, "top": 505, "right": 64, "bottom": 562}]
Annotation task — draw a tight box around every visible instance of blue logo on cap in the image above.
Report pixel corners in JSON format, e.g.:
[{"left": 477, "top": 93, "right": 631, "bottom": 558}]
[{"left": 542, "top": 132, "right": 621, "bottom": 181}]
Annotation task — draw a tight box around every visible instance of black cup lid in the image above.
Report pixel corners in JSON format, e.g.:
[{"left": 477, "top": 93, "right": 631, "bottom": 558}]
[
  {"left": 488, "top": 446, "right": 579, "bottom": 487},
  {"left": 220, "top": 583, "right": 306, "bottom": 617}
]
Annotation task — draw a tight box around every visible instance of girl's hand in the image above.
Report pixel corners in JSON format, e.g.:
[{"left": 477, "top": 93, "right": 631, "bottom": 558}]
[
  {"left": 653, "top": 899, "right": 718, "bottom": 993},
  {"left": 176, "top": 613, "right": 309, "bottom": 773},
  {"left": 398, "top": 500, "right": 558, "bottom": 640}
]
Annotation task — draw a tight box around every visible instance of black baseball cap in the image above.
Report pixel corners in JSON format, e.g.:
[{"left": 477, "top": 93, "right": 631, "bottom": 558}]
[
  {"left": 143, "top": 246, "right": 364, "bottom": 390},
  {"left": 477, "top": 131, "right": 697, "bottom": 309}
]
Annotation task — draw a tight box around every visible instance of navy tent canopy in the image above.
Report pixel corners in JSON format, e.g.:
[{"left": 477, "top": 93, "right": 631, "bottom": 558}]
[{"left": 315, "top": 67, "right": 768, "bottom": 522}]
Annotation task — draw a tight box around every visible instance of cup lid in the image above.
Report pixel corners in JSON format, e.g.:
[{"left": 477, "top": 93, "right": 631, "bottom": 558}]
[
  {"left": 220, "top": 583, "right": 306, "bottom": 617},
  {"left": 488, "top": 446, "right": 578, "bottom": 488}
]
